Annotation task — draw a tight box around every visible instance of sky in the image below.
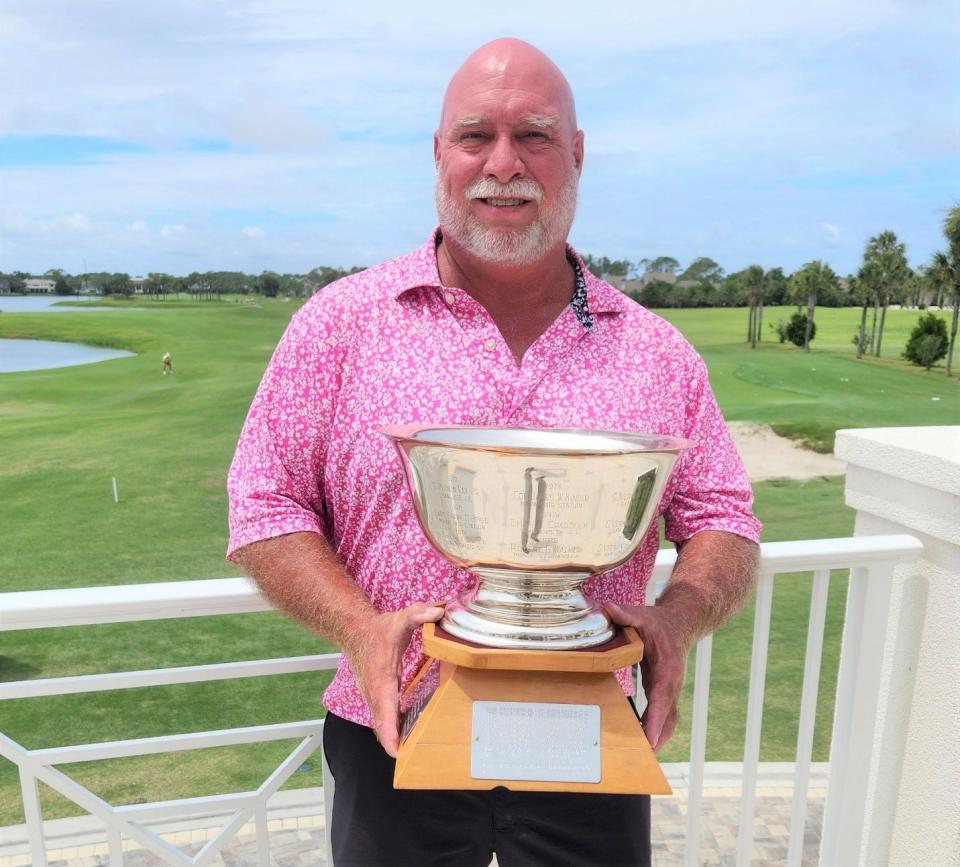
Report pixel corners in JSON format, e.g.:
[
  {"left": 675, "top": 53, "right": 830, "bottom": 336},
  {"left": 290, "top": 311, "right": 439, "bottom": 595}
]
[{"left": 1, "top": 0, "right": 957, "bottom": 278}]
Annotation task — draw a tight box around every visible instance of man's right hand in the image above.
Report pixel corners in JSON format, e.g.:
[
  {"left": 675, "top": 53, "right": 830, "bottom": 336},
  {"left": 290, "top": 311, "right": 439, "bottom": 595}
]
[
  {"left": 233, "top": 533, "right": 445, "bottom": 757},
  {"left": 346, "top": 602, "right": 445, "bottom": 757}
]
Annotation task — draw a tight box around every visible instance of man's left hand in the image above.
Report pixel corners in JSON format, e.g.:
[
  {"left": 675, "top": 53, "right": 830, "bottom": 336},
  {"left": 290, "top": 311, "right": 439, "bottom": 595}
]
[{"left": 603, "top": 601, "right": 695, "bottom": 752}]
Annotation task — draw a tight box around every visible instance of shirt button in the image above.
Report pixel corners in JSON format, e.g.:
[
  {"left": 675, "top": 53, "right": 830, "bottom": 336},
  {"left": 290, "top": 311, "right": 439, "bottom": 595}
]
[
  {"left": 443, "top": 291, "right": 455, "bottom": 305},
  {"left": 483, "top": 338, "right": 497, "bottom": 352}
]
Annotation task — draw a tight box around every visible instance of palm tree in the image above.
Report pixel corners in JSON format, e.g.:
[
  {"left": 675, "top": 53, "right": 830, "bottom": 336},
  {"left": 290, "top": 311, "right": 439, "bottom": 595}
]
[
  {"left": 789, "top": 260, "right": 837, "bottom": 352},
  {"left": 860, "top": 231, "right": 909, "bottom": 358},
  {"left": 922, "top": 258, "right": 949, "bottom": 309},
  {"left": 935, "top": 204, "right": 960, "bottom": 376},
  {"left": 855, "top": 260, "right": 881, "bottom": 359},
  {"left": 743, "top": 265, "right": 765, "bottom": 348},
  {"left": 849, "top": 273, "right": 870, "bottom": 358}
]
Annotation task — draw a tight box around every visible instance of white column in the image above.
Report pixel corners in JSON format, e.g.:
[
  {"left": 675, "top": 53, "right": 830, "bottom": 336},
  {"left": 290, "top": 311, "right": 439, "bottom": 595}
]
[{"left": 833, "top": 425, "right": 960, "bottom": 867}]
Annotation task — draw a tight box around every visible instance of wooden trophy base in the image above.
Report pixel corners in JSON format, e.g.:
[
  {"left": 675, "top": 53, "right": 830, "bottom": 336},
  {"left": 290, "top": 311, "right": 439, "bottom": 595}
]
[{"left": 393, "top": 623, "right": 671, "bottom": 795}]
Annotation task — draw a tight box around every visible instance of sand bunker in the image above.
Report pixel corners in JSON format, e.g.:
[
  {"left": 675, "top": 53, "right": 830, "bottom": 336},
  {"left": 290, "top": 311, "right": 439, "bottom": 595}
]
[{"left": 726, "top": 422, "right": 846, "bottom": 481}]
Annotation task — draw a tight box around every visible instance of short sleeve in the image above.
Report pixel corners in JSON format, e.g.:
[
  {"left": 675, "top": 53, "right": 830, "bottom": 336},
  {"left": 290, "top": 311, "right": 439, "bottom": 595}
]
[
  {"left": 226, "top": 302, "right": 344, "bottom": 559},
  {"left": 662, "top": 352, "right": 762, "bottom": 546}
]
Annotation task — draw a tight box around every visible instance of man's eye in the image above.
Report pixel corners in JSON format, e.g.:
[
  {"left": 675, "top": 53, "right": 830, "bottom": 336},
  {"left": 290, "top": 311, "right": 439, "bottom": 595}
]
[
  {"left": 461, "top": 132, "right": 487, "bottom": 141},
  {"left": 523, "top": 131, "right": 548, "bottom": 140}
]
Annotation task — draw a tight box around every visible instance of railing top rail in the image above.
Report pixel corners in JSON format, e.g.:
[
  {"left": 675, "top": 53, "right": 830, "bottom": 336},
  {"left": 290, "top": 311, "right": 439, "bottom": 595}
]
[
  {"left": 752, "top": 533, "right": 922, "bottom": 572},
  {"left": 0, "top": 535, "right": 922, "bottom": 632},
  {"left": 19, "top": 720, "right": 325, "bottom": 765},
  {"left": 0, "top": 576, "right": 271, "bottom": 632}
]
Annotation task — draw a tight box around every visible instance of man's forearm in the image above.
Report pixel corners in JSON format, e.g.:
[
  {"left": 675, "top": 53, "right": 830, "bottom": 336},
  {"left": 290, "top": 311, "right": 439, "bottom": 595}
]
[
  {"left": 233, "top": 531, "right": 378, "bottom": 653},
  {"left": 655, "top": 530, "right": 759, "bottom": 645}
]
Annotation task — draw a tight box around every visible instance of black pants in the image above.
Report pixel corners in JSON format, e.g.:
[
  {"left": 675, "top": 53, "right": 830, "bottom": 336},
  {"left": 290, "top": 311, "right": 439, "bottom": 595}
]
[{"left": 323, "top": 712, "right": 651, "bottom": 867}]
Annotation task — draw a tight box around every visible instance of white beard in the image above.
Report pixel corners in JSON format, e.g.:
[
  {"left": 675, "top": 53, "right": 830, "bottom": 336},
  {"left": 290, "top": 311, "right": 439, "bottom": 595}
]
[{"left": 434, "top": 170, "right": 578, "bottom": 266}]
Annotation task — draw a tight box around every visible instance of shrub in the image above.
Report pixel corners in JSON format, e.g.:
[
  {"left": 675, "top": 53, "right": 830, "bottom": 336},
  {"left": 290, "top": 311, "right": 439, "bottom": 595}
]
[
  {"left": 772, "top": 320, "right": 788, "bottom": 343},
  {"left": 903, "top": 313, "right": 948, "bottom": 369},
  {"left": 785, "top": 312, "right": 815, "bottom": 347}
]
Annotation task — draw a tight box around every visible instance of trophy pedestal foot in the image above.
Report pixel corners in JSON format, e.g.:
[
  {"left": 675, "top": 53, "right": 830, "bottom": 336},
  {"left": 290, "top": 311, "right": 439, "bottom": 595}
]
[
  {"left": 394, "top": 624, "right": 671, "bottom": 795},
  {"left": 442, "top": 568, "right": 615, "bottom": 650},
  {"left": 441, "top": 600, "right": 614, "bottom": 650}
]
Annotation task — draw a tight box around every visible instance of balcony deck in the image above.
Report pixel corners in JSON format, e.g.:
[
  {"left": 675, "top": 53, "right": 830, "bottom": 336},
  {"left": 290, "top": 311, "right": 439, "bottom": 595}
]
[
  {"left": 0, "top": 763, "right": 826, "bottom": 866},
  {"left": 0, "top": 535, "right": 924, "bottom": 866}
]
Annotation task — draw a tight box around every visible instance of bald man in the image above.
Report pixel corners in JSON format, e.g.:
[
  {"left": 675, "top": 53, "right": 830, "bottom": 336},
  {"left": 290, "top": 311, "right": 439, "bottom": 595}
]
[{"left": 228, "top": 39, "right": 760, "bottom": 866}]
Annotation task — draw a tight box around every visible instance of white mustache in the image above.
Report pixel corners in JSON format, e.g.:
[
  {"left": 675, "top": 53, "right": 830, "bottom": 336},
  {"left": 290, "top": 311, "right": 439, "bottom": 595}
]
[{"left": 466, "top": 178, "right": 543, "bottom": 202}]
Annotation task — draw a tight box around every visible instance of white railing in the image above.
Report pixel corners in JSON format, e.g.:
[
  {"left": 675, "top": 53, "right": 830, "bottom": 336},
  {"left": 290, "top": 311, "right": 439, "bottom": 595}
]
[{"left": 0, "top": 535, "right": 922, "bottom": 866}]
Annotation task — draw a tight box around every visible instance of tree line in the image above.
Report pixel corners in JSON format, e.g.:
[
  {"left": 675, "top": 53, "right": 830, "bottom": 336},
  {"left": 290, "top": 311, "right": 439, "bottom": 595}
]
[
  {"left": 0, "top": 265, "right": 364, "bottom": 299},
  {"left": 758, "top": 211, "right": 959, "bottom": 376},
  {"left": 4, "top": 209, "right": 956, "bottom": 374},
  {"left": 584, "top": 206, "right": 959, "bottom": 375}
]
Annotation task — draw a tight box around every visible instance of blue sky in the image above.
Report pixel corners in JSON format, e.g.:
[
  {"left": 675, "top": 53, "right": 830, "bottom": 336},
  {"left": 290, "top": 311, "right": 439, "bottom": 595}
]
[{"left": 0, "top": 0, "right": 957, "bottom": 277}]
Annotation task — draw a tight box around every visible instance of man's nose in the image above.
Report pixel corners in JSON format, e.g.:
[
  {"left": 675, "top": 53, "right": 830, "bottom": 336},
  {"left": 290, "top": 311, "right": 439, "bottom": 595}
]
[{"left": 483, "top": 134, "right": 523, "bottom": 183}]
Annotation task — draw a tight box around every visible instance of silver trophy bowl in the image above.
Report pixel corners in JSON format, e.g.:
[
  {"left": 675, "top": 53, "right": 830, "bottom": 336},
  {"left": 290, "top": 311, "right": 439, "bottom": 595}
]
[{"left": 384, "top": 425, "right": 692, "bottom": 650}]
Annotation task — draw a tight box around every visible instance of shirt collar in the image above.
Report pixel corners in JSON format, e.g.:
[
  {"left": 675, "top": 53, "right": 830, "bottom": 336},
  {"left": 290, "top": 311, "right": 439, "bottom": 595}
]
[{"left": 393, "top": 228, "right": 631, "bottom": 321}]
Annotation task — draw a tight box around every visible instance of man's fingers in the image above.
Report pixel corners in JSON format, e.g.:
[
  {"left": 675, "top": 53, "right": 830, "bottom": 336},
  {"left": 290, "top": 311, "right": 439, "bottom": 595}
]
[
  {"left": 658, "top": 708, "right": 679, "bottom": 750},
  {"left": 405, "top": 602, "right": 446, "bottom": 626},
  {"left": 363, "top": 603, "right": 445, "bottom": 757},
  {"left": 641, "top": 690, "right": 668, "bottom": 751},
  {"left": 369, "top": 679, "right": 401, "bottom": 757},
  {"left": 603, "top": 600, "right": 649, "bottom": 630},
  {"left": 374, "top": 717, "right": 400, "bottom": 757},
  {"left": 387, "top": 602, "right": 445, "bottom": 636},
  {"left": 391, "top": 603, "right": 445, "bottom": 647},
  {"left": 359, "top": 603, "right": 447, "bottom": 757}
]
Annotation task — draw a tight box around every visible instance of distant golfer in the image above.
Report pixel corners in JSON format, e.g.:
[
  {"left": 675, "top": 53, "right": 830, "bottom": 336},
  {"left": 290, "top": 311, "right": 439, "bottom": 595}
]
[{"left": 162, "top": 352, "right": 173, "bottom": 375}]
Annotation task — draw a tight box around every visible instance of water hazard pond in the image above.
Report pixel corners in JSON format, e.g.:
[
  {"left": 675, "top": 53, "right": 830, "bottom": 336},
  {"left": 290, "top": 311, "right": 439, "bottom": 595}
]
[
  {"left": 0, "top": 339, "right": 134, "bottom": 373},
  {"left": 0, "top": 295, "right": 137, "bottom": 372}
]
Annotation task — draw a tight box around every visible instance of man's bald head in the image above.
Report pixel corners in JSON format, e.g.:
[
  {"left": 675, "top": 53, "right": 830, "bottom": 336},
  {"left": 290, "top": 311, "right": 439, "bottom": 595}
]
[
  {"left": 433, "top": 39, "right": 583, "bottom": 267},
  {"left": 439, "top": 39, "right": 578, "bottom": 136}
]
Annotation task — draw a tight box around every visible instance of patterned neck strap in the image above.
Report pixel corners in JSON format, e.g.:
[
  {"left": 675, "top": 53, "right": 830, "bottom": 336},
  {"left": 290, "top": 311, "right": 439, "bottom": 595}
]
[
  {"left": 436, "top": 232, "right": 594, "bottom": 331},
  {"left": 567, "top": 250, "right": 594, "bottom": 331}
]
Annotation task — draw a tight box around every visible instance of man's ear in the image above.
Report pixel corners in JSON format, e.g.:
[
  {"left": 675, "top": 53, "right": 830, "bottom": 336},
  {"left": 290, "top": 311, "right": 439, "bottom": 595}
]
[
  {"left": 573, "top": 129, "right": 584, "bottom": 174},
  {"left": 433, "top": 131, "right": 441, "bottom": 168}
]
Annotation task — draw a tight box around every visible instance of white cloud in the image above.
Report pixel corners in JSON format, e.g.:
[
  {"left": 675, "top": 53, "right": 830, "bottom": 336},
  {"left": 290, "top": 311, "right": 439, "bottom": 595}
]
[
  {"left": 57, "top": 212, "right": 94, "bottom": 233},
  {"left": 0, "top": 0, "right": 955, "bottom": 275}
]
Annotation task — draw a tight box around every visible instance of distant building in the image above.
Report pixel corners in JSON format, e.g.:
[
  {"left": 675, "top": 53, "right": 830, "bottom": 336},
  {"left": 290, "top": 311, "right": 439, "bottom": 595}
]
[
  {"left": 25, "top": 278, "right": 56, "bottom": 294},
  {"left": 603, "top": 273, "right": 699, "bottom": 296},
  {"left": 131, "top": 276, "right": 147, "bottom": 294},
  {"left": 604, "top": 276, "right": 644, "bottom": 295},
  {"left": 643, "top": 271, "right": 677, "bottom": 286}
]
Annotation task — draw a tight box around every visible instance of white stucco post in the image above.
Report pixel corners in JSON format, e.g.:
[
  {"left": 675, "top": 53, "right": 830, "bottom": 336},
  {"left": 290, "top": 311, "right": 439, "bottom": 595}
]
[{"left": 825, "top": 426, "right": 960, "bottom": 866}]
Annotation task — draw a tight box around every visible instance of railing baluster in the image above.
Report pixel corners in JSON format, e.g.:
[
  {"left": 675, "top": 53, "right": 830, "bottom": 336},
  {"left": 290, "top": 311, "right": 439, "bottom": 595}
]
[
  {"left": 684, "top": 633, "right": 713, "bottom": 867},
  {"left": 108, "top": 826, "right": 123, "bottom": 867},
  {"left": 736, "top": 571, "right": 774, "bottom": 866},
  {"left": 787, "top": 568, "right": 831, "bottom": 867},
  {"left": 19, "top": 767, "right": 47, "bottom": 867},
  {"left": 256, "top": 804, "right": 270, "bottom": 865},
  {"left": 820, "top": 561, "right": 897, "bottom": 865}
]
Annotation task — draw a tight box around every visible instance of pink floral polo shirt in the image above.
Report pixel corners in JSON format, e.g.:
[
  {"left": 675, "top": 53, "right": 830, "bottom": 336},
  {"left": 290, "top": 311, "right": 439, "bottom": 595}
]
[{"left": 227, "top": 231, "right": 761, "bottom": 727}]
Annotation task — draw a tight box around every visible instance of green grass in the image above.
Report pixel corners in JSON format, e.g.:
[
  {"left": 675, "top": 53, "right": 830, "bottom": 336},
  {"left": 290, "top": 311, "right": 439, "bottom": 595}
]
[
  {"left": 657, "top": 306, "right": 957, "bottom": 452},
  {"left": 0, "top": 302, "right": 293, "bottom": 589},
  {"left": 658, "top": 476, "right": 852, "bottom": 764},
  {"left": 0, "top": 302, "right": 955, "bottom": 824},
  {"left": 54, "top": 293, "right": 259, "bottom": 309}
]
